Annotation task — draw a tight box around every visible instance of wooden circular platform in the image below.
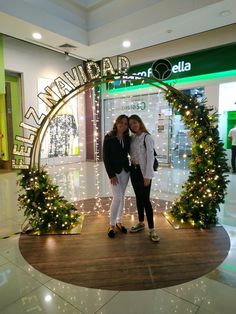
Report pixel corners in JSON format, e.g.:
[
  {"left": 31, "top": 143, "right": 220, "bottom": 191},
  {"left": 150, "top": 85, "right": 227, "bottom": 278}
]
[{"left": 19, "top": 197, "right": 230, "bottom": 291}]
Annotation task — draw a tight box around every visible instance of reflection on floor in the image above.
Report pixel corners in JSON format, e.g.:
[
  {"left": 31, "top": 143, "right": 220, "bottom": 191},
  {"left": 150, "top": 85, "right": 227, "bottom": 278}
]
[{"left": 0, "top": 162, "right": 236, "bottom": 313}]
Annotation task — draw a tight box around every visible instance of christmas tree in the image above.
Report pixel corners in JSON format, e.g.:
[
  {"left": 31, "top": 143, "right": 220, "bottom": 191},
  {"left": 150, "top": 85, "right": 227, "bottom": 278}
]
[
  {"left": 165, "top": 88, "right": 229, "bottom": 228},
  {"left": 18, "top": 167, "right": 80, "bottom": 233}
]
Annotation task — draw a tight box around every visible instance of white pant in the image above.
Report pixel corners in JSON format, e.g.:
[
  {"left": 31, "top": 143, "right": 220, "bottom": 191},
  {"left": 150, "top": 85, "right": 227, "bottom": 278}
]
[{"left": 109, "top": 169, "right": 129, "bottom": 226}]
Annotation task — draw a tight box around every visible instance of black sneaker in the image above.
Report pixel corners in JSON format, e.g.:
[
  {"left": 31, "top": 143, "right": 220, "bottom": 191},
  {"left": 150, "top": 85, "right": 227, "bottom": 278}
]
[
  {"left": 116, "top": 223, "right": 127, "bottom": 233},
  {"left": 108, "top": 228, "right": 115, "bottom": 238}
]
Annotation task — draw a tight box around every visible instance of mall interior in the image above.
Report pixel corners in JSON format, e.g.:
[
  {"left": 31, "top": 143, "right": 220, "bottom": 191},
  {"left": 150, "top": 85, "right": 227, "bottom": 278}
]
[{"left": 1, "top": 0, "right": 236, "bottom": 313}]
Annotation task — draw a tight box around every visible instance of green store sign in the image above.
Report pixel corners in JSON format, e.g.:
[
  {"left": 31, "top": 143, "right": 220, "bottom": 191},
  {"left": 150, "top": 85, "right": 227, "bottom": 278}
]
[{"left": 108, "top": 42, "right": 236, "bottom": 90}]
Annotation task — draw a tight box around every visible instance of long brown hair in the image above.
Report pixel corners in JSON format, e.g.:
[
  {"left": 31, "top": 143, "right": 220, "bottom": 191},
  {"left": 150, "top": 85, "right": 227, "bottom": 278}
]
[
  {"left": 128, "top": 114, "right": 149, "bottom": 133},
  {"left": 110, "top": 114, "right": 129, "bottom": 137}
]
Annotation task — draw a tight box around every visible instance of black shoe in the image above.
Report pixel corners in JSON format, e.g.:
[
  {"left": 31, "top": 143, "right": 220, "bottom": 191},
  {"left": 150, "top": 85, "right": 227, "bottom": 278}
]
[
  {"left": 108, "top": 228, "right": 115, "bottom": 238},
  {"left": 116, "top": 223, "right": 127, "bottom": 234}
]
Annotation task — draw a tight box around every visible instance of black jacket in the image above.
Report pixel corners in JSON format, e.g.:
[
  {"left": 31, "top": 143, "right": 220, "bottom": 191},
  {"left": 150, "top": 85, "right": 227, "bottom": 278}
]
[{"left": 103, "top": 132, "right": 130, "bottom": 179}]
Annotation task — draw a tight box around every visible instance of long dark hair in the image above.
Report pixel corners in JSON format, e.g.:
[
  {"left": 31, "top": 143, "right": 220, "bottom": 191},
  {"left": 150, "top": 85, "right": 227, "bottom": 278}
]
[
  {"left": 110, "top": 114, "right": 129, "bottom": 137},
  {"left": 128, "top": 114, "right": 149, "bottom": 134}
]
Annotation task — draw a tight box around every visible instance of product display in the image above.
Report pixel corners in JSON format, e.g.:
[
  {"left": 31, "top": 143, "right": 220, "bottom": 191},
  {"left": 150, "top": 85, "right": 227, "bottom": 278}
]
[
  {"left": 38, "top": 79, "right": 85, "bottom": 161},
  {"left": 48, "top": 114, "right": 78, "bottom": 157}
]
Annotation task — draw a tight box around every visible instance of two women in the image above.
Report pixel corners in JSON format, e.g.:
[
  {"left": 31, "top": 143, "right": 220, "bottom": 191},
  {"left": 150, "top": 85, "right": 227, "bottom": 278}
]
[{"left": 103, "top": 114, "right": 160, "bottom": 242}]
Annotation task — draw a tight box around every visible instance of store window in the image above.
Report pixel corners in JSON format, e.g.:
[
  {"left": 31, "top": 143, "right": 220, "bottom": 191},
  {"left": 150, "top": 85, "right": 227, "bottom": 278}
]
[
  {"left": 103, "top": 87, "right": 204, "bottom": 168},
  {"left": 171, "top": 87, "right": 204, "bottom": 169},
  {"left": 218, "top": 81, "right": 236, "bottom": 163},
  {"left": 38, "top": 78, "right": 85, "bottom": 164},
  {"left": 103, "top": 92, "right": 171, "bottom": 164}
]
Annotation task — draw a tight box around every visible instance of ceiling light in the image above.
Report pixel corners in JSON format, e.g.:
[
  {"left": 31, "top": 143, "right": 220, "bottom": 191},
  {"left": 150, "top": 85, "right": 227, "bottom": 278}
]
[
  {"left": 219, "top": 10, "right": 231, "bottom": 17},
  {"left": 166, "top": 29, "right": 173, "bottom": 33},
  {"left": 32, "top": 32, "right": 42, "bottom": 40},
  {"left": 122, "top": 40, "right": 131, "bottom": 48},
  {"left": 44, "top": 295, "right": 52, "bottom": 302}
]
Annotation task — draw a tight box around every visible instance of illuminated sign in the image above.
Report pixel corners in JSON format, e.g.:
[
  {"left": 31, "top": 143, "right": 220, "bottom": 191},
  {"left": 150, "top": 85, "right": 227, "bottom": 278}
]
[
  {"left": 172, "top": 61, "right": 191, "bottom": 73},
  {"left": 121, "top": 43, "right": 236, "bottom": 85},
  {"left": 131, "top": 60, "right": 191, "bottom": 80},
  {"left": 12, "top": 56, "right": 130, "bottom": 169}
]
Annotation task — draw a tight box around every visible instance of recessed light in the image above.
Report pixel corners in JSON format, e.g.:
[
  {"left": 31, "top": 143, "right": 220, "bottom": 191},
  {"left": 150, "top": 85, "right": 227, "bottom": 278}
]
[
  {"left": 219, "top": 10, "right": 231, "bottom": 17},
  {"left": 122, "top": 40, "right": 131, "bottom": 48},
  {"left": 166, "top": 29, "right": 173, "bottom": 33},
  {"left": 44, "top": 294, "right": 52, "bottom": 302},
  {"left": 32, "top": 32, "right": 42, "bottom": 40}
]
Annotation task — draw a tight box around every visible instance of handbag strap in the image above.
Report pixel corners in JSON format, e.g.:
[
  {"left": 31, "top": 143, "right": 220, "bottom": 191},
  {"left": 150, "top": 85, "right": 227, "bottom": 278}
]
[
  {"left": 144, "top": 133, "right": 157, "bottom": 156},
  {"left": 143, "top": 134, "right": 148, "bottom": 149}
]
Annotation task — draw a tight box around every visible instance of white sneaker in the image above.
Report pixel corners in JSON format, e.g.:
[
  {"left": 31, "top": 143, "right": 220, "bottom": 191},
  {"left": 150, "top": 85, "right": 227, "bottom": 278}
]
[
  {"left": 130, "top": 222, "right": 145, "bottom": 233},
  {"left": 149, "top": 230, "right": 160, "bottom": 242}
]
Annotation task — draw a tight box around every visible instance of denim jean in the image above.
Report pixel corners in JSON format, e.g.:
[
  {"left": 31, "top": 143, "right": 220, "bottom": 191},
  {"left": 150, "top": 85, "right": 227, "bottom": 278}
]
[
  {"left": 231, "top": 145, "right": 236, "bottom": 172},
  {"left": 109, "top": 169, "right": 129, "bottom": 225}
]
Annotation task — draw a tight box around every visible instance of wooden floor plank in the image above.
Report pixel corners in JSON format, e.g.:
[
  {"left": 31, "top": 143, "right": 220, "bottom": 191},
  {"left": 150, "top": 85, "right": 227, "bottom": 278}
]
[{"left": 19, "top": 197, "right": 230, "bottom": 291}]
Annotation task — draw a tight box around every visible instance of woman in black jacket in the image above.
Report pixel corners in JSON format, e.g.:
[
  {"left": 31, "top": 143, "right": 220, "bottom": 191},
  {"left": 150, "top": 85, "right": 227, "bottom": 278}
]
[{"left": 103, "top": 115, "right": 130, "bottom": 238}]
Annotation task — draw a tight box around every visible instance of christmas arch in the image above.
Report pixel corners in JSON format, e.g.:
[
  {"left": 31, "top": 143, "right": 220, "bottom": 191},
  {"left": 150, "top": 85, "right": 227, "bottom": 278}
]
[{"left": 16, "top": 69, "right": 229, "bottom": 233}]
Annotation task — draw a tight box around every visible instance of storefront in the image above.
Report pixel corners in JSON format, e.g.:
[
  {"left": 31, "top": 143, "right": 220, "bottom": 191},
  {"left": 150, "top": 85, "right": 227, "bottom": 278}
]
[
  {"left": 37, "top": 78, "right": 86, "bottom": 166},
  {"left": 102, "top": 42, "right": 236, "bottom": 168},
  {"left": 0, "top": 35, "right": 86, "bottom": 169},
  {"left": 1, "top": 36, "right": 236, "bottom": 169}
]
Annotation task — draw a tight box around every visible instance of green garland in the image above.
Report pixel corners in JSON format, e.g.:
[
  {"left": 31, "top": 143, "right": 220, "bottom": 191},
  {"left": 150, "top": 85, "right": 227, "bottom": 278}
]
[
  {"left": 165, "top": 89, "right": 229, "bottom": 228},
  {"left": 18, "top": 167, "right": 80, "bottom": 233},
  {"left": 17, "top": 79, "right": 229, "bottom": 231}
]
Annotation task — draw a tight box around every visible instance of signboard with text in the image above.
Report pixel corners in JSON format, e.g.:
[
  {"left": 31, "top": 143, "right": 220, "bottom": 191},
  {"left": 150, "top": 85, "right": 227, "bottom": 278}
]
[{"left": 107, "top": 43, "right": 236, "bottom": 90}]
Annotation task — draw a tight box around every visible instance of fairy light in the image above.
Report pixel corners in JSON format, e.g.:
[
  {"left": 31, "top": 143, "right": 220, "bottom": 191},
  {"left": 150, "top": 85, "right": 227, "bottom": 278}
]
[
  {"left": 16, "top": 76, "right": 229, "bottom": 231},
  {"left": 92, "top": 86, "right": 103, "bottom": 213}
]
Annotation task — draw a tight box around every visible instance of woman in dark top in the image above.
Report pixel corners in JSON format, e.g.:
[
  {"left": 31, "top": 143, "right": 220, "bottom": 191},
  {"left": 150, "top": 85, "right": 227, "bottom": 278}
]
[{"left": 103, "top": 115, "right": 130, "bottom": 238}]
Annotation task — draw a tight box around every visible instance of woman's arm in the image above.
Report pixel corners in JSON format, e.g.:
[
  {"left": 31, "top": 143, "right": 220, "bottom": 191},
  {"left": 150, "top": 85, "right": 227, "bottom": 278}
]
[
  {"left": 103, "top": 136, "right": 116, "bottom": 179},
  {"left": 144, "top": 134, "right": 155, "bottom": 180}
]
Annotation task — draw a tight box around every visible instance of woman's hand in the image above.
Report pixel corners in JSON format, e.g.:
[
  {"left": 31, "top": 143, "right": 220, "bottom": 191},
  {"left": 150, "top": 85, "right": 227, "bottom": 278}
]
[
  {"left": 110, "top": 176, "right": 118, "bottom": 185},
  {"left": 144, "top": 178, "right": 151, "bottom": 186}
]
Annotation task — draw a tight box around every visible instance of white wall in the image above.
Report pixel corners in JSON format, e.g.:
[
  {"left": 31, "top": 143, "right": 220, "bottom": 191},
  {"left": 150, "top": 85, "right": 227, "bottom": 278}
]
[
  {"left": 111, "top": 25, "right": 236, "bottom": 168},
  {"left": 124, "top": 24, "right": 236, "bottom": 124},
  {"left": 125, "top": 24, "right": 236, "bottom": 65},
  {"left": 3, "top": 35, "right": 83, "bottom": 115},
  {"left": 3, "top": 36, "right": 86, "bottom": 165},
  {"left": 110, "top": 24, "right": 236, "bottom": 118}
]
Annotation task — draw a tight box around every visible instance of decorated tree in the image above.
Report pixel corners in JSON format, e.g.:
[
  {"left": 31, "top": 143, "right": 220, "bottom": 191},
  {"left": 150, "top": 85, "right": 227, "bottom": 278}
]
[
  {"left": 165, "top": 88, "right": 229, "bottom": 228},
  {"left": 18, "top": 167, "right": 80, "bottom": 233},
  {"left": 16, "top": 74, "right": 230, "bottom": 232}
]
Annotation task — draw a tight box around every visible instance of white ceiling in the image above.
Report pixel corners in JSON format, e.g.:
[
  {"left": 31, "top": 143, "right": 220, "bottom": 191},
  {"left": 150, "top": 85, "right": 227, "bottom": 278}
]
[{"left": 0, "top": 0, "right": 236, "bottom": 60}]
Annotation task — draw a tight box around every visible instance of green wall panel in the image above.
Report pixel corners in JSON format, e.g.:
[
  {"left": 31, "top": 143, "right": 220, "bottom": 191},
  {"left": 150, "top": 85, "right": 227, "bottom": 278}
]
[
  {"left": 0, "top": 35, "right": 5, "bottom": 95},
  {"left": 227, "top": 111, "right": 236, "bottom": 149},
  {"left": 0, "top": 94, "right": 8, "bottom": 160},
  {"left": 5, "top": 74, "right": 22, "bottom": 143}
]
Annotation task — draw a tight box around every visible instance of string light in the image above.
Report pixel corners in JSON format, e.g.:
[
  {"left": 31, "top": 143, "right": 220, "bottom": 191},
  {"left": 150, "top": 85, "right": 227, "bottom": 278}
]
[
  {"left": 17, "top": 75, "right": 229, "bottom": 231},
  {"left": 165, "top": 87, "right": 229, "bottom": 228}
]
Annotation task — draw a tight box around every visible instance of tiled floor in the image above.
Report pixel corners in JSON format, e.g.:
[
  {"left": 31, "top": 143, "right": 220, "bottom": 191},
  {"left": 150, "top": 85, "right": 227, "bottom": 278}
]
[{"left": 0, "top": 162, "right": 236, "bottom": 313}]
